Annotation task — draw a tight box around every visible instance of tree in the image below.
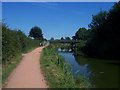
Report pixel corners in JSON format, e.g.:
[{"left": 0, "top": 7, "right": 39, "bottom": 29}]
[
  {"left": 61, "top": 37, "right": 64, "bottom": 40},
  {"left": 72, "top": 36, "right": 76, "bottom": 40},
  {"left": 50, "top": 37, "right": 54, "bottom": 41},
  {"left": 29, "top": 26, "right": 43, "bottom": 40},
  {"left": 75, "top": 27, "right": 89, "bottom": 40},
  {"left": 88, "top": 11, "right": 107, "bottom": 30},
  {"left": 84, "top": 2, "right": 120, "bottom": 59}
]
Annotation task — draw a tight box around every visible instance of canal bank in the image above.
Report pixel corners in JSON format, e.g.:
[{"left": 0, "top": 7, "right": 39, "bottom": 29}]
[
  {"left": 40, "top": 44, "right": 90, "bottom": 88},
  {"left": 58, "top": 49, "right": 120, "bottom": 88}
]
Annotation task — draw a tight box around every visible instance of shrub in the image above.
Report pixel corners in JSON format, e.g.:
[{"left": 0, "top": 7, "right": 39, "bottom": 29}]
[{"left": 2, "top": 24, "right": 40, "bottom": 64}]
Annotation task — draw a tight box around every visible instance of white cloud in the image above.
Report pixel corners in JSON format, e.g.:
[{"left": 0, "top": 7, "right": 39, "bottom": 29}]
[{"left": 2, "top": 0, "right": 118, "bottom": 2}]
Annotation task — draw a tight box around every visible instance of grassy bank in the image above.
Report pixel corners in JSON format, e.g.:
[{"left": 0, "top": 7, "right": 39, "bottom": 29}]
[
  {"left": 41, "top": 44, "right": 90, "bottom": 88},
  {"left": 0, "top": 64, "right": 2, "bottom": 88},
  {"left": 2, "top": 55, "right": 22, "bottom": 85}
]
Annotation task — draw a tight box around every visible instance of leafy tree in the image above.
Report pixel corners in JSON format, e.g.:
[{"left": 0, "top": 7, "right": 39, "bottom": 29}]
[
  {"left": 50, "top": 37, "right": 54, "bottom": 41},
  {"left": 72, "top": 36, "right": 76, "bottom": 40},
  {"left": 44, "top": 38, "right": 47, "bottom": 41},
  {"left": 71, "top": 27, "right": 88, "bottom": 53},
  {"left": 29, "top": 26, "right": 43, "bottom": 40},
  {"left": 75, "top": 27, "right": 89, "bottom": 40},
  {"left": 61, "top": 37, "right": 64, "bottom": 40},
  {"left": 84, "top": 2, "right": 120, "bottom": 59},
  {"left": 88, "top": 11, "right": 107, "bottom": 30}
]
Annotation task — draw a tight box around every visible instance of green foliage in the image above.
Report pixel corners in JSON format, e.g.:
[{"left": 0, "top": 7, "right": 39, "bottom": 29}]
[
  {"left": 71, "top": 27, "right": 89, "bottom": 55},
  {"left": 61, "top": 37, "right": 64, "bottom": 40},
  {"left": 50, "top": 37, "right": 54, "bottom": 41},
  {"left": 88, "top": 11, "right": 107, "bottom": 30},
  {"left": 84, "top": 2, "right": 120, "bottom": 59},
  {"left": 75, "top": 27, "right": 89, "bottom": 40},
  {"left": 72, "top": 36, "right": 76, "bottom": 40},
  {"left": 41, "top": 44, "right": 90, "bottom": 88},
  {"left": 71, "top": 40, "right": 86, "bottom": 55},
  {"left": 0, "top": 65, "right": 2, "bottom": 88},
  {"left": 29, "top": 26, "right": 43, "bottom": 40},
  {"left": 2, "top": 56, "right": 22, "bottom": 84},
  {"left": 2, "top": 24, "right": 40, "bottom": 64},
  {"left": 71, "top": 2, "right": 120, "bottom": 60},
  {"left": 71, "top": 27, "right": 89, "bottom": 54}
]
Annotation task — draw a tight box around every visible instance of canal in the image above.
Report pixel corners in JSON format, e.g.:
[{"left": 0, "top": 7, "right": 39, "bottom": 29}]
[{"left": 58, "top": 48, "right": 120, "bottom": 88}]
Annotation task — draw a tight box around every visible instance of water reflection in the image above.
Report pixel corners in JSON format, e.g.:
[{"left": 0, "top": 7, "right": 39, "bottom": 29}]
[
  {"left": 58, "top": 51, "right": 94, "bottom": 85},
  {"left": 58, "top": 47, "right": 72, "bottom": 52},
  {"left": 58, "top": 48, "right": 120, "bottom": 88}
]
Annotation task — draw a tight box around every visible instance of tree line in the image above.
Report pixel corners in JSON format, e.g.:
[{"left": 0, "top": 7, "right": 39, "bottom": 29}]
[
  {"left": 72, "top": 2, "right": 120, "bottom": 60},
  {"left": 2, "top": 24, "right": 44, "bottom": 65}
]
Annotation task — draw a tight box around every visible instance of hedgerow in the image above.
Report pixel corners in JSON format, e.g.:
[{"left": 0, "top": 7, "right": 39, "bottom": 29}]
[{"left": 2, "top": 24, "right": 40, "bottom": 64}]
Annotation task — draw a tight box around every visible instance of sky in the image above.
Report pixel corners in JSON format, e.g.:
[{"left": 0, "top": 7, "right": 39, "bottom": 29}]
[
  {"left": 2, "top": 0, "right": 118, "bottom": 2},
  {"left": 2, "top": 2, "right": 115, "bottom": 39}
]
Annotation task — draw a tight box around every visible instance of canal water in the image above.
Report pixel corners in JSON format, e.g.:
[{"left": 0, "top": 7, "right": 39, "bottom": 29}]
[{"left": 58, "top": 48, "right": 120, "bottom": 88}]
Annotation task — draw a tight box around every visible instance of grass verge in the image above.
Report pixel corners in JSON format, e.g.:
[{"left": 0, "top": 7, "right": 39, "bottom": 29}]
[
  {"left": 0, "top": 64, "right": 2, "bottom": 88},
  {"left": 40, "top": 44, "right": 90, "bottom": 88},
  {"left": 2, "top": 55, "right": 22, "bottom": 85}
]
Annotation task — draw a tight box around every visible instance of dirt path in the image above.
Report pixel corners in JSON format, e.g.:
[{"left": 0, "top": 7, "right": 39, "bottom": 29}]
[{"left": 5, "top": 47, "right": 48, "bottom": 88}]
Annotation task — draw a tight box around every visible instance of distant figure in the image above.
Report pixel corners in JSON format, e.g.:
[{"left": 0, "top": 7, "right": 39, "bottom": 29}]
[
  {"left": 39, "top": 41, "right": 49, "bottom": 47},
  {"left": 39, "top": 43, "right": 41, "bottom": 46},
  {"left": 39, "top": 43, "right": 43, "bottom": 46}
]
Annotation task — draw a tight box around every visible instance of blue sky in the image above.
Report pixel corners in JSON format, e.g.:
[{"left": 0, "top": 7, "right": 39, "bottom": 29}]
[{"left": 2, "top": 2, "right": 114, "bottom": 39}]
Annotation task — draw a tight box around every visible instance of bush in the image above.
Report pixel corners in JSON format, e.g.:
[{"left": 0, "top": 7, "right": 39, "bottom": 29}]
[{"left": 2, "top": 24, "right": 40, "bottom": 64}]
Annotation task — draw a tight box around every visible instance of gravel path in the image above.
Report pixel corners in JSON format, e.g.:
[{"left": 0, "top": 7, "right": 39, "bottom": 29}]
[{"left": 5, "top": 47, "right": 48, "bottom": 88}]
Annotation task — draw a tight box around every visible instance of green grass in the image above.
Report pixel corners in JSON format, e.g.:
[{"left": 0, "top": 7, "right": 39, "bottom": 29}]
[
  {"left": 2, "top": 55, "right": 22, "bottom": 85},
  {"left": 40, "top": 44, "right": 90, "bottom": 88},
  {"left": 0, "top": 64, "right": 2, "bottom": 88}
]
